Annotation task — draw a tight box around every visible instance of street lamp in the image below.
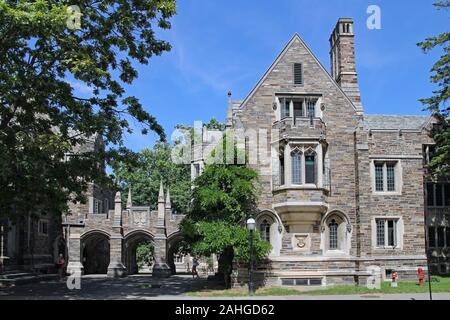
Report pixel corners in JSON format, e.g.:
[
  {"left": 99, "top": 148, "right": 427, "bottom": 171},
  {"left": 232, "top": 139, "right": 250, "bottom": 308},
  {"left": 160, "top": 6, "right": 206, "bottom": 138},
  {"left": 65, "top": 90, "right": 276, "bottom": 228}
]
[{"left": 246, "top": 216, "right": 256, "bottom": 296}]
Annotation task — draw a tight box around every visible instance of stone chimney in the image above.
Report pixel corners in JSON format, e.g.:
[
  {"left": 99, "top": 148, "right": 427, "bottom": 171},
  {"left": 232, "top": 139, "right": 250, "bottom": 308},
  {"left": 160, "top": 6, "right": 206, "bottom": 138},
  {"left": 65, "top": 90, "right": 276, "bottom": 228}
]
[{"left": 329, "top": 18, "right": 363, "bottom": 113}]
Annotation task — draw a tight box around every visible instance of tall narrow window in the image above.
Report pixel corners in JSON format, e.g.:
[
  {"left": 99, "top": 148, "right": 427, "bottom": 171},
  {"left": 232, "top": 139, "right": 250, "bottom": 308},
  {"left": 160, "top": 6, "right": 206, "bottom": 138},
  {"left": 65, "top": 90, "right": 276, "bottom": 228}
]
[
  {"left": 386, "top": 163, "right": 396, "bottom": 191},
  {"left": 446, "top": 227, "right": 450, "bottom": 248},
  {"left": 387, "top": 220, "right": 396, "bottom": 246},
  {"left": 291, "top": 149, "right": 302, "bottom": 184},
  {"left": 438, "top": 226, "right": 445, "bottom": 248},
  {"left": 293, "top": 101, "right": 303, "bottom": 124},
  {"left": 279, "top": 154, "right": 285, "bottom": 186},
  {"left": 305, "top": 150, "right": 316, "bottom": 184},
  {"left": 294, "top": 63, "right": 303, "bottom": 85},
  {"left": 306, "top": 100, "right": 315, "bottom": 118},
  {"left": 281, "top": 98, "right": 290, "bottom": 119},
  {"left": 375, "top": 163, "right": 384, "bottom": 192},
  {"left": 376, "top": 220, "right": 385, "bottom": 247},
  {"left": 260, "top": 219, "right": 271, "bottom": 243},
  {"left": 427, "top": 183, "right": 435, "bottom": 206},
  {"left": 329, "top": 219, "right": 338, "bottom": 250},
  {"left": 445, "top": 184, "right": 450, "bottom": 206},
  {"left": 429, "top": 226, "right": 436, "bottom": 247},
  {"left": 436, "top": 184, "right": 444, "bottom": 207}
]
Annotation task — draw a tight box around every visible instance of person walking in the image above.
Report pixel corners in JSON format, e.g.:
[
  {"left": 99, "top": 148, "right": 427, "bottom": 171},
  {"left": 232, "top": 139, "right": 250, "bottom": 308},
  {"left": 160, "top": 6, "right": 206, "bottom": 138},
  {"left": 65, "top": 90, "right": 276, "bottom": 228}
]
[
  {"left": 56, "top": 253, "right": 65, "bottom": 281},
  {"left": 192, "top": 256, "right": 199, "bottom": 279}
]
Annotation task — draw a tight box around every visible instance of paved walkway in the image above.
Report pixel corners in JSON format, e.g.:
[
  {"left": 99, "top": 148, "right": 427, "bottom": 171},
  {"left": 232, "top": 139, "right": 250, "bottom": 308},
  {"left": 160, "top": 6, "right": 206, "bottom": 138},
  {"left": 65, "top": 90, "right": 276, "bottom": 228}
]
[
  {"left": 0, "top": 275, "right": 449, "bottom": 300},
  {"left": 0, "top": 274, "right": 219, "bottom": 300}
]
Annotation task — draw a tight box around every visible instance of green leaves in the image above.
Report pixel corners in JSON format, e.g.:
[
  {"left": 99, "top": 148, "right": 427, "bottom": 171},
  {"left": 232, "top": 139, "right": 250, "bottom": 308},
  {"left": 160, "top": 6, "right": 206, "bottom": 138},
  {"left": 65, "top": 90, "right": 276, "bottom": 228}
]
[
  {"left": 181, "top": 155, "right": 270, "bottom": 264},
  {"left": 0, "top": 0, "right": 176, "bottom": 219},
  {"left": 183, "top": 220, "right": 271, "bottom": 262},
  {"left": 136, "top": 242, "right": 154, "bottom": 268},
  {"left": 417, "top": 1, "right": 449, "bottom": 177},
  {"left": 112, "top": 142, "right": 191, "bottom": 213}
]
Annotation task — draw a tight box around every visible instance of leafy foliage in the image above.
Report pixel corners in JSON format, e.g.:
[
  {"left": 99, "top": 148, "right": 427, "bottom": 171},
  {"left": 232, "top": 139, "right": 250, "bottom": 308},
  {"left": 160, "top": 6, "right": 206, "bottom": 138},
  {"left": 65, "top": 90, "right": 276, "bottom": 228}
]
[
  {"left": 417, "top": 1, "right": 450, "bottom": 176},
  {"left": 112, "top": 142, "right": 191, "bottom": 213},
  {"left": 0, "top": 0, "right": 176, "bottom": 219},
  {"left": 136, "top": 242, "right": 154, "bottom": 269},
  {"left": 183, "top": 220, "right": 271, "bottom": 262}
]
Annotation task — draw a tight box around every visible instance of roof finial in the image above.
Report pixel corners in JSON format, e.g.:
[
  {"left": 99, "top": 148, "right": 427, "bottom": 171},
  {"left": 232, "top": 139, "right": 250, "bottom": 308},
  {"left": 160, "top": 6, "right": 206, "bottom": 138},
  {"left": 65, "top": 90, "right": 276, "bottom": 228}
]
[
  {"left": 165, "top": 188, "right": 171, "bottom": 209},
  {"left": 126, "top": 185, "right": 132, "bottom": 208},
  {"left": 226, "top": 91, "right": 233, "bottom": 128},
  {"left": 158, "top": 180, "right": 165, "bottom": 202}
]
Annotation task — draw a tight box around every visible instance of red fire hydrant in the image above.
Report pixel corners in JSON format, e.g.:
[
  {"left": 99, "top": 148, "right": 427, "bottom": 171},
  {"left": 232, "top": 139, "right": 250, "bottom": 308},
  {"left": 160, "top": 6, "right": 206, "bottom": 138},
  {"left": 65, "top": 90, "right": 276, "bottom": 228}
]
[
  {"left": 418, "top": 267, "right": 425, "bottom": 286},
  {"left": 391, "top": 271, "right": 398, "bottom": 287}
]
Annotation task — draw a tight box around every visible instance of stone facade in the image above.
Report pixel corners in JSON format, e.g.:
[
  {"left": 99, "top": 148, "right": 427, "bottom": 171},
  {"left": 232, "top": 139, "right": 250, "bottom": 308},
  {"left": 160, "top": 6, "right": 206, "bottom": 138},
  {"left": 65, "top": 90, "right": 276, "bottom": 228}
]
[
  {"left": 2, "top": 17, "right": 447, "bottom": 289},
  {"left": 207, "top": 18, "right": 443, "bottom": 288},
  {"left": 1, "top": 134, "right": 187, "bottom": 278}
]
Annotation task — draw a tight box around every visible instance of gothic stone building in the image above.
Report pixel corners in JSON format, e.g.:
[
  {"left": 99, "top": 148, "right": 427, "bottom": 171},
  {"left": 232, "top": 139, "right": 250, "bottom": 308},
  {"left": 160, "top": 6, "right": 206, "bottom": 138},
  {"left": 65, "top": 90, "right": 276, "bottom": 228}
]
[
  {"left": 2, "top": 18, "right": 449, "bottom": 288},
  {"left": 1, "top": 134, "right": 188, "bottom": 279},
  {"left": 192, "top": 18, "right": 449, "bottom": 287}
]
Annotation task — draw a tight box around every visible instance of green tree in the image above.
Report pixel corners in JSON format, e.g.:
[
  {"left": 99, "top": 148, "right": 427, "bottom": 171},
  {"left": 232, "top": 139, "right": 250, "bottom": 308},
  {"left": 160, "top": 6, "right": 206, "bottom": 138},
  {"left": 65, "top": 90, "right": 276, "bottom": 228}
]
[
  {"left": 136, "top": 242, "right": 154, "bottom": 269},
  {"left": 417, "top": 1, "right": 450, "bottom": 176},
  {"left": 112, "top": 142, "right": 191, "bottom": 213},
  {"left": 0, "top": 0, "right": 176, "bottom": 220},
  {"left": 181, "top": 130, "right": 271, "bottom": 287}
]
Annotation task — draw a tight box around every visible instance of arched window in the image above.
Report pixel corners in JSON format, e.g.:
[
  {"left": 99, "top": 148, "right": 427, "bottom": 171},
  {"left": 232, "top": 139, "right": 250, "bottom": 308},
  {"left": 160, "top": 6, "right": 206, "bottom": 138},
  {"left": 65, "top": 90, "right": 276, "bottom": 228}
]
[
  {"left": 329, "top": 219, "right": 338, "bottom": 250},
  {"left": 260, "top": 219, "right": 271, "bottom": 242},
  {"left": 291, "top": 149, "right": 302, "bottom": 184},
  {"left": 305, "top": 149, "right": 316, "bottom": 184}
]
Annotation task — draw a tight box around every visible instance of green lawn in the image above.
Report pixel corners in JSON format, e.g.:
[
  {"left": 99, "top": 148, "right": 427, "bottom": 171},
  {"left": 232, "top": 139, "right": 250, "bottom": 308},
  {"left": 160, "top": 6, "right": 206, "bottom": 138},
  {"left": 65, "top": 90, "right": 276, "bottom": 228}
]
[{"left": 187, "top": 276, "right": 450, "bottom": 297}]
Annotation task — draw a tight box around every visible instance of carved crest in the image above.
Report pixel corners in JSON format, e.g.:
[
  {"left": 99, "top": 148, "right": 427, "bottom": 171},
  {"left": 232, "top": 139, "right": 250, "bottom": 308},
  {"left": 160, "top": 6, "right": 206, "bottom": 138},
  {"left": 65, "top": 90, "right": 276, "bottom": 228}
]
[{"left": 133, "top": 210, "right": 148, "bottom": 227}]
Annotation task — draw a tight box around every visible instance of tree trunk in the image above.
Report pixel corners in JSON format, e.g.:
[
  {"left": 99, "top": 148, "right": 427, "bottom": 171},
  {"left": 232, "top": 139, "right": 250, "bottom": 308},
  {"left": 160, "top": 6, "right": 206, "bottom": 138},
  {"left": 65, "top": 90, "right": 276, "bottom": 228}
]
[{"left": 217, "top": 247, "right": 234, "bottom": 289}]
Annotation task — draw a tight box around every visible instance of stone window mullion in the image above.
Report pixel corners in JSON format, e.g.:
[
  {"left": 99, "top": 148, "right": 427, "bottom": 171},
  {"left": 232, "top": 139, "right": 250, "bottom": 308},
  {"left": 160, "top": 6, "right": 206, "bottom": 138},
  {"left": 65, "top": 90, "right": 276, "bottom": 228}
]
[{"left": 301, "top": 147, "right": 306, "bottom": 185}]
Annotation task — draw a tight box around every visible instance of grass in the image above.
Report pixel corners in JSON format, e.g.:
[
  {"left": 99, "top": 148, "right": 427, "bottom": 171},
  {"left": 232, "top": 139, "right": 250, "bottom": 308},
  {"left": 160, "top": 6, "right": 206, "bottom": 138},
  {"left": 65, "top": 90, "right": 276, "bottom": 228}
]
[{"left": 186, "top": 276, "right": 450, "bottom": 297}]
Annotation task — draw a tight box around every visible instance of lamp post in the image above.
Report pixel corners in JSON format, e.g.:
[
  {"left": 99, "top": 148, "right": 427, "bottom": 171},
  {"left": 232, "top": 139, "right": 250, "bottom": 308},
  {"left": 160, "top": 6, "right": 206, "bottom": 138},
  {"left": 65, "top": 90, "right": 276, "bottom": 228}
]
[{"left": 246, "top": 216, "right": 256, "bottom": 296}]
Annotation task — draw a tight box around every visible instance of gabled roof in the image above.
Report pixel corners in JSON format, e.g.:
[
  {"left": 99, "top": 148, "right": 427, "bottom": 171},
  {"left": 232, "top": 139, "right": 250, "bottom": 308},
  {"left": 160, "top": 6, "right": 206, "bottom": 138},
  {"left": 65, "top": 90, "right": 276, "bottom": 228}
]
[
  {"left": 238, "top": 33, "right": 361, "bottom": 113},
  {"left": 364, "top": 114, "right": 432, "bottom": 130}
]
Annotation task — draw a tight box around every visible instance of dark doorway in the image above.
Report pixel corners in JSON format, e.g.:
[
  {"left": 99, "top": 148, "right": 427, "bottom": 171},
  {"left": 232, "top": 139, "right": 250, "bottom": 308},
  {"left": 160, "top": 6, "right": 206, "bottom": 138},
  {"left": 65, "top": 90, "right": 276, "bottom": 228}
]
[{"left": 81, "top": 232, "right": 110, "bottom": 274}]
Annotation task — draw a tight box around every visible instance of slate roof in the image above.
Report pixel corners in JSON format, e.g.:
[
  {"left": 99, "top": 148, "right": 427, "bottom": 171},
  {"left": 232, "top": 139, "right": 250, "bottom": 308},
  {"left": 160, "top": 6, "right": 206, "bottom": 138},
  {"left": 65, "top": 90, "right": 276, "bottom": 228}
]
[{"left": 363, "top": 115, "right": 431, "bottom": 130}]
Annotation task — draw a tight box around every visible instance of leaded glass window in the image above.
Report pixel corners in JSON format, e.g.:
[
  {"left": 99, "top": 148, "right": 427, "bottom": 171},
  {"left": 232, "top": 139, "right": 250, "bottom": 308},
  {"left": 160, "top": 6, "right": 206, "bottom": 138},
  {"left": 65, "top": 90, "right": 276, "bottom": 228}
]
[
  {"left": 291, "top": 149, "right": 302, "bottom": 184},
  {"left": 376, "top": 219, "right": 385, "bottom": 247},
  {"left": 329, "top": 219, "right": 338, "bottom": 250},
  {"left": 305, "top": 150, "right": 316, "bottom": 184},
  {"left": 260, "top": 219, "right": 271, "bottom": 243},
  {"left": 375, "top": 163, "right": 384, "bottom": 192},
  {"left": 279, "top": 154, "right": 285, "bottom": 186},
  {"left": 307, "top": 100, "right": 315, "bottom": 118},
  {"left": 281, "top": 98, "right": 290, "bottom": 118},
  {"left": 386, "top": 163, "right": 396, "bottom": 191}
]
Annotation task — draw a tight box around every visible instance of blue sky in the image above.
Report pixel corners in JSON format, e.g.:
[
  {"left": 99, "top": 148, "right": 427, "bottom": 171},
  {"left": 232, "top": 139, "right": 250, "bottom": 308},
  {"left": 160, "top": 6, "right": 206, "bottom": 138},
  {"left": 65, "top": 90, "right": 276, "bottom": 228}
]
[{"left": 77, "top": 0, "right": 449, "bottom": 151}]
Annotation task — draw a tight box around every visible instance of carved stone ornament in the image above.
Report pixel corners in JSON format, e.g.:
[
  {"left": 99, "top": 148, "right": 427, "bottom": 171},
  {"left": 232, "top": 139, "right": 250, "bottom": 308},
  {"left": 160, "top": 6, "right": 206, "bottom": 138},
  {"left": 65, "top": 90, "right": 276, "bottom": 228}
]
[
  {"left": 133, "top": 210, "right": 148, "bottom": 227},
  {"left": 296, "top": 235, "right": 307, "bottom": 248}
]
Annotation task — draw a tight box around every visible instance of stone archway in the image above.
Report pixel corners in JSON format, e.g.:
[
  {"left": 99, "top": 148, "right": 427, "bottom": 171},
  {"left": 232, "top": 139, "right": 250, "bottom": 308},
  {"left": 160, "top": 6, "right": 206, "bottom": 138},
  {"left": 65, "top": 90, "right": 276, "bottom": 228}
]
[
  {"left": 123, "top": 230, "right": 154, "bottom": 275},
  {"left": 81, "top": 230, "right": 110, "bottom": 275},
  {"left": 166, "top": 231, "right": 187, "bottom": 275}
]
